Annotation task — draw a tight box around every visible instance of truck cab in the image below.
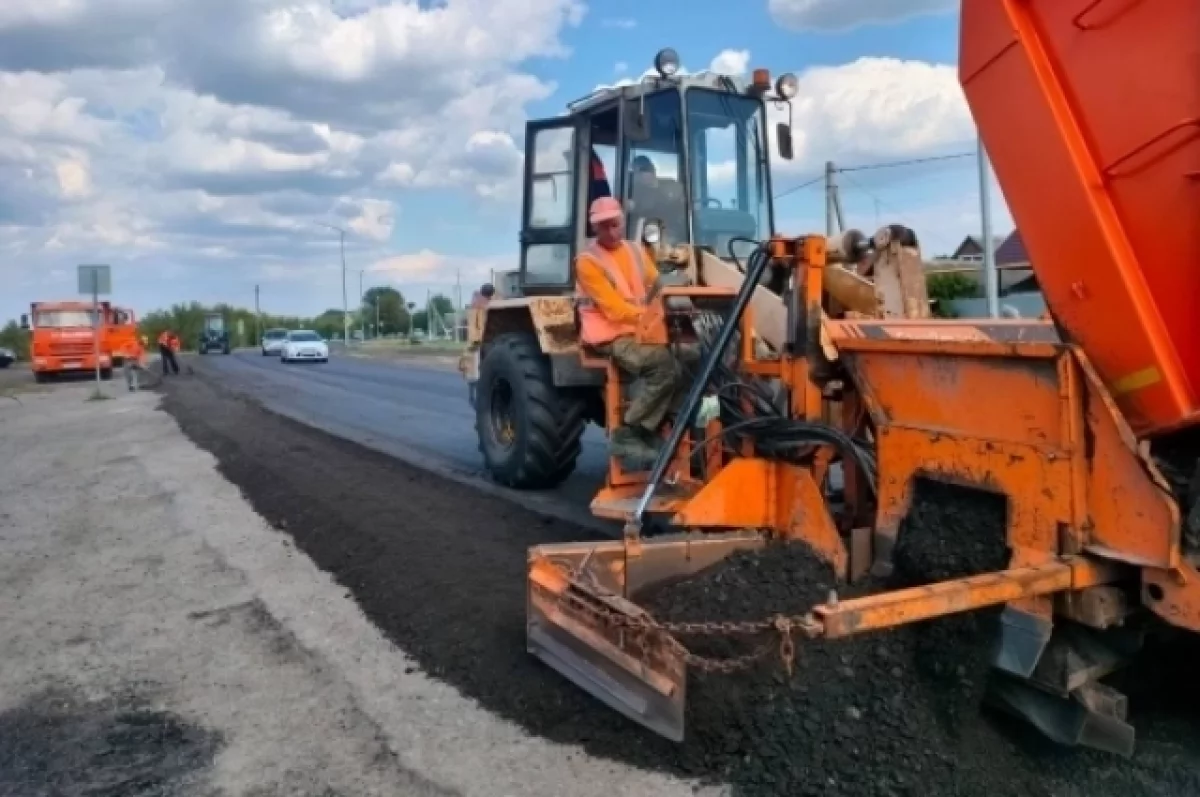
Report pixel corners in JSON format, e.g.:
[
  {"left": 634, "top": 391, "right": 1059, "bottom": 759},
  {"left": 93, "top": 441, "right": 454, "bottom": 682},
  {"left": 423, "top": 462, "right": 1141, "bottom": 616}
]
[{"left": 21, "top": 301, "right": 113, "bottom": 382}]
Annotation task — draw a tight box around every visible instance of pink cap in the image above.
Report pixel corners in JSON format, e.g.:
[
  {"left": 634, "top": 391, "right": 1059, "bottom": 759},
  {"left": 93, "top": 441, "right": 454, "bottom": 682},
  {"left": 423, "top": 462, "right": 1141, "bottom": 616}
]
[{"left": 589, "top": 196, "right": 623, "bottom": 224}]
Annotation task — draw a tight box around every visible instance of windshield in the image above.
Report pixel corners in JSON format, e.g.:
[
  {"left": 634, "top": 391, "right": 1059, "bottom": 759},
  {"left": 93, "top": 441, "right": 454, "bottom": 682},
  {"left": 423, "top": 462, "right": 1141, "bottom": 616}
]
[
  {"left": 622, "top": 90, "right": 688, "bottom": 248},
  {"left": 265, "top": 329, "right": 288, "bottom": 339},
  {"left": 35, "top": 310, "right": 97, "bottom": 328},
  {"left": 288, "top": 331, "right": 322, "bottom": 342},
  {"left": 205, "top": 316, "right": 226, "bottom": 332},
  {"left": 686, "top": 88, "right": 771, "bottom": 259}
]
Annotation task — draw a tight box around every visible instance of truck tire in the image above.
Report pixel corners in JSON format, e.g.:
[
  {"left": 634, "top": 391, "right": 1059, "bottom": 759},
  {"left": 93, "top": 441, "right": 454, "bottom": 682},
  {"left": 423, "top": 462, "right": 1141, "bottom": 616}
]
[{"left": 476, "top": 333, "right": 584, "bottom": 489}]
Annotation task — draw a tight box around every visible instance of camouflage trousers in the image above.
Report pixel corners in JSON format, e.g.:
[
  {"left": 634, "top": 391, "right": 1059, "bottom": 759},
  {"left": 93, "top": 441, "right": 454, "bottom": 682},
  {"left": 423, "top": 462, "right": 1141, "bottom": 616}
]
[{"left": 596, "top": 336, "right": 689, "bottom": 433}]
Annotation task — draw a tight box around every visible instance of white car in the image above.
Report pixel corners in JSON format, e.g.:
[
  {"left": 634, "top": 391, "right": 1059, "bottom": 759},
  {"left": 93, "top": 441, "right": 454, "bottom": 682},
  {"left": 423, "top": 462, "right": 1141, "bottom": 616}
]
[
  {"left": 261, "top": 328, "right": 289, "bottom": 356},
  {"left": 280, "top": 330, "right": 329, "bottom": 363}
]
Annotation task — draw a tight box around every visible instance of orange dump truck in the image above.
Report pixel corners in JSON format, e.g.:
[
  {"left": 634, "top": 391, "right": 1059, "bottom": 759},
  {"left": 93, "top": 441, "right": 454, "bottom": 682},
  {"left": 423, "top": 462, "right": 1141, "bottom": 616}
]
[
  {"left": 22, "top": 301, "right": 115, "bottom": 382},
  {"left": 106, "top": 306, "right": 141, "bottom": 366}
]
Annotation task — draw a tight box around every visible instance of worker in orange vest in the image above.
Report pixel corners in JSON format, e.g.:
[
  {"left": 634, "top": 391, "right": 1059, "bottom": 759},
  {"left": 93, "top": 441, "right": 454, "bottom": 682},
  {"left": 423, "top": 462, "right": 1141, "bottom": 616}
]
[
  {"left": 576, "top": 196, "right": 680, "bottom": 466},
  {"left": 123, "top": 334, "right": 148, "bottom": 391},
  {"left": 157, "top": 329, "right": 181, "bottom": 376}
]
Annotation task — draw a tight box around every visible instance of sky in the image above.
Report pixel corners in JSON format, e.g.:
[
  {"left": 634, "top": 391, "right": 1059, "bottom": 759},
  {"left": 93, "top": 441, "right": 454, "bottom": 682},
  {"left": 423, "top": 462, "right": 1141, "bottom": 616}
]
[{"left": 0, "top": 0, "right": 1013, "bottom": 322}]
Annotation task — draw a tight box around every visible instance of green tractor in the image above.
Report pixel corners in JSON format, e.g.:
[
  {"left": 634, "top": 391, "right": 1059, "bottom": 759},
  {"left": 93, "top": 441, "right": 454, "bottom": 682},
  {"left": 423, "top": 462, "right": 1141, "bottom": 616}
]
[{"left": 198, "top": 313, "right": 231, "bottom": 355}]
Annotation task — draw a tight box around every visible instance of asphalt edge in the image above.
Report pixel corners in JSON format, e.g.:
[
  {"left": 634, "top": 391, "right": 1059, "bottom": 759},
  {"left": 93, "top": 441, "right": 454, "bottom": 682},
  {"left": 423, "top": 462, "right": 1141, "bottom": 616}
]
[{"left": 166, "top": 362, "right": 618, "bottom": 539}]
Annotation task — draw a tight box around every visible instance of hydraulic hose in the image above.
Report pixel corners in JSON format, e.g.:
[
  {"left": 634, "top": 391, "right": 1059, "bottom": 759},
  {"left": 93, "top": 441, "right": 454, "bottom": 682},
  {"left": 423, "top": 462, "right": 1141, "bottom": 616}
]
[{"left": 627, "top": 242, "right": 774, "bottom": 534}]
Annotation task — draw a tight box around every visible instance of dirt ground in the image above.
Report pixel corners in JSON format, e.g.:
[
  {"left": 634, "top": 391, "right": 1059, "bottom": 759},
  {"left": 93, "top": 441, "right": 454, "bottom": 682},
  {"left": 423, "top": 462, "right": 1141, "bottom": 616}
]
[
  {"left": 154, "top": 368, "right": 1200, "bottom": 796},
  {"left": 0, "top": 381, "right": 711, "bottom": 797}
]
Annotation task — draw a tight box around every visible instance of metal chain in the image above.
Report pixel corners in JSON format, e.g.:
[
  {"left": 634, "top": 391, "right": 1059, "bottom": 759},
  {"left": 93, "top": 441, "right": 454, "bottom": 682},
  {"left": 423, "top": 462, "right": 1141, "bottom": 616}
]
[{"left": 554, "top": 576, "right": 819, "bottom": 676}]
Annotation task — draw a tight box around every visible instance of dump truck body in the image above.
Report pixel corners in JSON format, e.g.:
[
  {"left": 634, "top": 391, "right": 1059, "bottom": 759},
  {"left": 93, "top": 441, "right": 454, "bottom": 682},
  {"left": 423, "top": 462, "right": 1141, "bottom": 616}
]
[{"left": 960, "top": 0, "right": 1200, "bottom": 437}]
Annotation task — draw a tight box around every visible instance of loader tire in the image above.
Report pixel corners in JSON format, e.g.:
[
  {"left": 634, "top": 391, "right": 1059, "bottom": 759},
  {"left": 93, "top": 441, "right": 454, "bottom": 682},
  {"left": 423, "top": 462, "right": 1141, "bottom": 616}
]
[{"left": 476, "top": 333, "right": 584, "bottom": 489}]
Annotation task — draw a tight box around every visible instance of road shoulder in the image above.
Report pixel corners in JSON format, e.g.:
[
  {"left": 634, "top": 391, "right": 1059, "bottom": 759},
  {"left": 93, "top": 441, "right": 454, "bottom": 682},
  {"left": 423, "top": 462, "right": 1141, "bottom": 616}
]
[{"left": 0, "top": 382, "right": 713, "bottom": 797}]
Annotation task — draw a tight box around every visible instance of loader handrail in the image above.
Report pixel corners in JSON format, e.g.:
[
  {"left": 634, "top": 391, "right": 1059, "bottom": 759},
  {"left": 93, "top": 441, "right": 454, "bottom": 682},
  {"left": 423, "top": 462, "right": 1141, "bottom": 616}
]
[{"left": 625, "top": 241, "right": 773, "bottom": 537}]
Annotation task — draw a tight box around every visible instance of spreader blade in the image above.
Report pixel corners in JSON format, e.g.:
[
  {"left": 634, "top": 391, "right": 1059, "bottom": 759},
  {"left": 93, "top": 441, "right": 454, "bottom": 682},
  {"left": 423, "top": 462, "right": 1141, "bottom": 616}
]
[
  {"left": 525, "top": 532, "right": 766, "bottom": 742},
  {"left": 527, "top": 548, "right": 686, "bottom": 740}
]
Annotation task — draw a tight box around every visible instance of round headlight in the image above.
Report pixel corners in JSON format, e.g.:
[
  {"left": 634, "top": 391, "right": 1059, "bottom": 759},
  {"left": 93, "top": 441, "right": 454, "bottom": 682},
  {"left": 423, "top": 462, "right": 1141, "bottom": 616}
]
[
  {"left": 642, "top": 221, "right": 662, "bottom": 245},
  {"left": 654, "top": 48, "right": 681, "bottom": 78},
  {"left": 775, "top": 72, "right": 799, "bottom": 100}
]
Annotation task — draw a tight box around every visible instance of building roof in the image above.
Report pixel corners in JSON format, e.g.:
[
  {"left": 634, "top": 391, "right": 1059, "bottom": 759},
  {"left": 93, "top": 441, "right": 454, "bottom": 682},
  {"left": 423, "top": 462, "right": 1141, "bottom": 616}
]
[
  {"left": 950, "top": 234, "right": 1005, "bottom": 258},
  {"left": 994, "top": 229, "right": 1029, "bottom": 266}
]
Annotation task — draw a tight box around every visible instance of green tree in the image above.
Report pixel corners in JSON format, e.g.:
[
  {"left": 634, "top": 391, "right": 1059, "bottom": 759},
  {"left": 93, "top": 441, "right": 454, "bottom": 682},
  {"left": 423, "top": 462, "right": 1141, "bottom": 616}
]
[
  {"left": 926, "top": 272, "right": 980, "bottom": 318},
  {"left": 0, "top": 320, "right": 30, "bottom": 359},
  {"left": 139, "top": 302, "right": 320, "bottom": 350},
  {"left": 362, "top": 287, "right": 409, "bottom": 336},
  {"left": 410, "top": 309, "right": 428, "bottom": 335},
  {"left": 312, "top": 309, "right": 346, "bottom": 340},
  {"left": 430, "top": 294, "right": 454, "bottom": 316}
]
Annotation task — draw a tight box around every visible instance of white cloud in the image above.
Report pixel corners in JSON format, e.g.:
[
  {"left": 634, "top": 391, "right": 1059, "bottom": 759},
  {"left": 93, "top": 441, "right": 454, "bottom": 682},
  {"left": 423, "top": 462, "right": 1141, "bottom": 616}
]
[
  {"left": 769, "top": 57, "right": 975, "bottom": 173},
  {"left": 0, "top": 0, "right": 585, "bottom": 320},
  {"left": 768, "top": 0, "right": 955, "bottom": 32},
  {"left": 709, "top": 49, "right": 750, "bottom": 76},
  {"left": 601, "top": 18, "right": 636, "bottom": 29}
]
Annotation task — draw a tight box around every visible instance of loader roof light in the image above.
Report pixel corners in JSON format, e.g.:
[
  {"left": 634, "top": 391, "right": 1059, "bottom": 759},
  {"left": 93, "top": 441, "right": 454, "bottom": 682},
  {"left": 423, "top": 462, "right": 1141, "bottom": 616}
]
[
  {"left": 654, "top": 48, "right": 680, "bottom": 78},
  {"left": 752, "top": 69, "right": 771, "bottom": 93},
  {"left": 775, "top": 72, "right": 799, "bottom": 100}
]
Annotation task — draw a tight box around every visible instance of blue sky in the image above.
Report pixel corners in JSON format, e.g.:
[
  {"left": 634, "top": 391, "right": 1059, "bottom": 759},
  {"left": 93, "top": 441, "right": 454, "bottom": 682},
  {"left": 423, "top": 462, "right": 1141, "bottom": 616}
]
[{"left": 0, "top": 0, "right": 1008, "bottom": 322}]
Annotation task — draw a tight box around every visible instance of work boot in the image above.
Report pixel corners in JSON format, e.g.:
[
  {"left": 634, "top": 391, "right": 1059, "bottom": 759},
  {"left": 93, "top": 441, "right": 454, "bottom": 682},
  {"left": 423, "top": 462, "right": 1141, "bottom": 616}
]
[
  {"left": 610, "top": 426, "right": 657, "bottom": 470},
  {"left": 633, "top": 425, "right": 665, "bottom": 454}
]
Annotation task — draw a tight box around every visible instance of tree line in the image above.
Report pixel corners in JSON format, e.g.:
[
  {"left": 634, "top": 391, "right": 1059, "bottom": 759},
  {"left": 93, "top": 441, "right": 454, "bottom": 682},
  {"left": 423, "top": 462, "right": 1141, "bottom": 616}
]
[{"left": 0, "top": 287, "right": 459, "bottom": 356}]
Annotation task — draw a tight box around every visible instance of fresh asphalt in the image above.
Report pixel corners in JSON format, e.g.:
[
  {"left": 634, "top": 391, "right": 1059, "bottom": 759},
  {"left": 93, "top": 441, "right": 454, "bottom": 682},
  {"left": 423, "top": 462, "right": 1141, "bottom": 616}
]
[{"left": 189, "top": 349, "right": 614, "bottom": 530}]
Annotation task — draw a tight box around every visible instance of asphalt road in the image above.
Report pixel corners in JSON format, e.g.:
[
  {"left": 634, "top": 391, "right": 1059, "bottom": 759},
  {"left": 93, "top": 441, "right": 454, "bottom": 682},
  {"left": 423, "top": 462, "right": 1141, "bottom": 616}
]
[{"left": 189, "top": 349, "right": 612, "bottom": 529}]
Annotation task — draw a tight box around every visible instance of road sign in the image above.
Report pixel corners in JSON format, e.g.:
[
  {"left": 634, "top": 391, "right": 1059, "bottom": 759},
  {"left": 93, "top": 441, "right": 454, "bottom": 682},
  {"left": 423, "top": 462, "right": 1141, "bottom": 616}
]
[
  {"left": 77, "top": 264, "right": 111, "bottom": 295},
  {"left": 77, "top": 264, "right": 111, "bottom": 395}
]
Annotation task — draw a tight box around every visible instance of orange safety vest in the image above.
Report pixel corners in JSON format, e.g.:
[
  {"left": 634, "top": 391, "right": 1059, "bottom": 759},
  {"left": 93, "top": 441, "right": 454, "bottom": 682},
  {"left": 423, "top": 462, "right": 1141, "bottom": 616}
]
[{"left": 575, "top": 241, "right": 649, "bottom": 347}]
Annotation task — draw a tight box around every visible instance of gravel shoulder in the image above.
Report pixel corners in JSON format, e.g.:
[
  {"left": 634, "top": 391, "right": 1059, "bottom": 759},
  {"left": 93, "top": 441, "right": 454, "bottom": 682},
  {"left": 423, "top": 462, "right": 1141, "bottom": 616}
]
[
  {"left": 0, "top": 382, "right": 714, "bottom": 797},
  {"left": 155, "top": 367, "right": 1200, "bottom": 797}
]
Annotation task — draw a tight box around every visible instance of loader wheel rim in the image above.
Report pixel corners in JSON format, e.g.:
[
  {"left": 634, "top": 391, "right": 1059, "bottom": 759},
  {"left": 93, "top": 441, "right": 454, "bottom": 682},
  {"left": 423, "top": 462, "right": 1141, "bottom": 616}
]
[{"left": 489, "top": 377, "right": 517, "bottom": 448}]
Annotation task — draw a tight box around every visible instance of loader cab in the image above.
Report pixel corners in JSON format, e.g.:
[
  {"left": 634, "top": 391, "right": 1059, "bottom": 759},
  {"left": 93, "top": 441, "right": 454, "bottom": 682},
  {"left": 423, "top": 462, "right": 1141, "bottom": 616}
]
[{"left": 517, "top": 51, "right": 791, "bottom": 296}]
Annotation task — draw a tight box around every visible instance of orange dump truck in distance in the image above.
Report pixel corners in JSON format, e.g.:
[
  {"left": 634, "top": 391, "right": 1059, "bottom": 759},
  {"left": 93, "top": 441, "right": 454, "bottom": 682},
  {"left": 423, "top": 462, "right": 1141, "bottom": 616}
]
[
  {"left": 21, "top": 301, "right": 113, "bottom": 382},
  {"left": 106, "top": 306, "right": 140, "bottom": 366}
]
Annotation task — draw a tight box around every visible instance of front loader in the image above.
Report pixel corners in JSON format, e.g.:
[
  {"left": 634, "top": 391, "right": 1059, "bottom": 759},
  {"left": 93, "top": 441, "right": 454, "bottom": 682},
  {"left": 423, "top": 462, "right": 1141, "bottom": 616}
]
[
  {"left": 468, "top": 52, "right": 924, "bottom": 491},
  {"left": 511, "top": 0, "right": 1200, "bottom": 760}
]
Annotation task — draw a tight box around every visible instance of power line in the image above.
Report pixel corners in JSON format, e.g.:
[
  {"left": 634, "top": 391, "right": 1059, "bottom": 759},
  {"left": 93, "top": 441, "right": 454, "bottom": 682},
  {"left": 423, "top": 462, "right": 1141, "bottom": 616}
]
[
  {"left": 773, "top": 174, "right": 824, "bottom": 200},
  {"left": 837, "top": 151, "right": 975, "bottom": 173},
  {"left": 836, "top": 168, "right": 967, "bottom": 255},
  {"left": 773, "top": 151, "right": 977, "bottom": 200}
]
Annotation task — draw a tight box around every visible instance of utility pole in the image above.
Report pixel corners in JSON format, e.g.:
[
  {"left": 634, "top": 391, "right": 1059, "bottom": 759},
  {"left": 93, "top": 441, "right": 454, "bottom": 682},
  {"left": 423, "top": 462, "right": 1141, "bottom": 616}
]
[
  {"left": 455, "top": 268, "right": 463, "bottom": 342},
  {"left": 358, "top": 269, "right": 366, "bottom": 342},
  {"left": 316, "top": 222, "right": 350, "bottom": 344},
  {"left": 824, "top": 161, "right": 846, "bottom": 236},
  {"left": 978, "top": 136, "right": 1000, "bottom": 318},
  {"left": 254, "top": 284, "right": 261, "bottom": 344}
]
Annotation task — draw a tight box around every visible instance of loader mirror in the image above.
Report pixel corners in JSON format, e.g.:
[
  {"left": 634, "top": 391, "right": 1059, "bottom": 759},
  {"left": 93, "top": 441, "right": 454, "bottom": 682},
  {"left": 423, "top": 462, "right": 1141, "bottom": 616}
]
[
  {"left": 776, "top": 123, "right": 794, "bottom": 160},
  {"left": 624, "top": 100, "right": 650, "bottom": 142},
  {"left": 20, "top": 314, "right": 29, "bottom": 330}
]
